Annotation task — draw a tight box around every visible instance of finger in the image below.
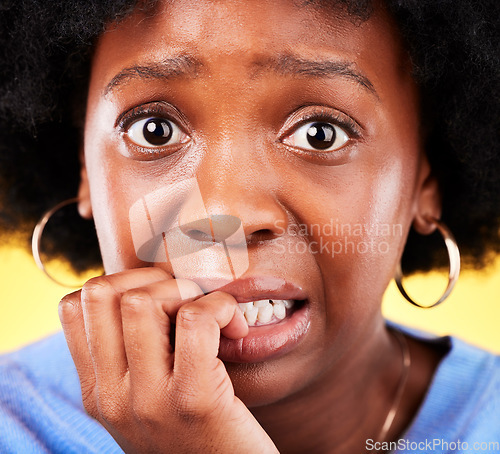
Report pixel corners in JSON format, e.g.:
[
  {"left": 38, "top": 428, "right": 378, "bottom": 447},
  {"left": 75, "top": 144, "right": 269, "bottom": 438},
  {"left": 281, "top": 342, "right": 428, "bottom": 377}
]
[
  {"left": 81, "top": 267, "right": 171, "bottom": 387},
  {"left": 173, "top": 291, "right": 248, "bottom": 384},
  {"left": 58, "top": 290, "right": 98, "bottom": 416},
  {"left": 138, "top": 278, "right": 205, "bottom": 319},
  {"left": 120, "top": 279, "right": 204, "bottom": 388}
]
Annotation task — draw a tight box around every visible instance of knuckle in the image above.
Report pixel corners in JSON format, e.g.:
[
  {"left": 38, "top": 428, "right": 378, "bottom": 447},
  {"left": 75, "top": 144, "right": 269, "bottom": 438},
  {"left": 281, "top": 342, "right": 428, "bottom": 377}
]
[
  {"left": 95, "top": 390, "right": 127, "bottom": 427},
  {"left": 177, "top": 304, "right": 220, "bottom": 339},
  {"left": 98, "top": 405, "right": 122, "bottom": 427},
  {"left": 176, "top": 306, "right": 206, "bottom": 327},
  {"left": 58, "top": 294, "right": 80, "bottom": 324},
  {"left": 81, "top": 276, "right": 118, "bottom": 303},
  {"left": 121, "top": 289, "right": 151, "bottom": 313}
]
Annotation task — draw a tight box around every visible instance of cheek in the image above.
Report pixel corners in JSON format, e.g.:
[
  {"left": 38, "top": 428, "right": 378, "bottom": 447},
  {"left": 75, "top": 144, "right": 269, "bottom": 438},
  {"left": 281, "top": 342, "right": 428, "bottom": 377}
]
[
  {"left": 291, "top": 141, "right": 418, "bottom": 328},
  {"left": 85, "top": 155, "right": 140, "bottom": 273},
  {"left": 84, "top": 115, "right": 148, "bottom": 273}
]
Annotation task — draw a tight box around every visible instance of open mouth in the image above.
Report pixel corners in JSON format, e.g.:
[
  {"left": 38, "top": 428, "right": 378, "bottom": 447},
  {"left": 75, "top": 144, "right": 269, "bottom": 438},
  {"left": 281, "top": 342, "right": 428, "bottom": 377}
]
[
  {"left": 167, "top": 275, "right": 312, "bottom": 362},
  {"left": 237, "top": 299, "right": 307, "bottom": 326},
  {"left": 219, "top": 297, "right": 310, "bottom": 363}
]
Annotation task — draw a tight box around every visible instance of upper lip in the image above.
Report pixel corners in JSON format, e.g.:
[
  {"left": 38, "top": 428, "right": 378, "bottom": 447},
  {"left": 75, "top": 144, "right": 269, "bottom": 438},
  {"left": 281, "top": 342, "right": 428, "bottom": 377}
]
[{"left": 215, "top": 275, "right": 308, "bottom": 304}]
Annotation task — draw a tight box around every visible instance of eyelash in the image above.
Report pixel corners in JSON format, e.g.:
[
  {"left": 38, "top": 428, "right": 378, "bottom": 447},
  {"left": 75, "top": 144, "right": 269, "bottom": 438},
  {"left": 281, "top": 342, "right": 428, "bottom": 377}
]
[
  {"left": 117, "top": 102, "right": 180, "bottom": 131},
  {"left": 283, "top": 106, "right": 362, "bottom": 141}
]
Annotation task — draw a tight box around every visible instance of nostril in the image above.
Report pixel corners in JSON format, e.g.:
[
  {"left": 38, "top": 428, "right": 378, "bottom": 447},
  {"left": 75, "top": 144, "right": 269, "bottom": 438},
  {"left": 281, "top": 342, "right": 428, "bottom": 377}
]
[
  {"left": 179, "top": 215, "right": 243, "bottom": 243},
  {"left": 184, "top": 228, "right": 214, "bottom": 243},
  {"left": 247, "top": 228, "right": 278, "bottom": 244},
  {"left": 179, "top": 218, "right": 213, "bottom": 241}
]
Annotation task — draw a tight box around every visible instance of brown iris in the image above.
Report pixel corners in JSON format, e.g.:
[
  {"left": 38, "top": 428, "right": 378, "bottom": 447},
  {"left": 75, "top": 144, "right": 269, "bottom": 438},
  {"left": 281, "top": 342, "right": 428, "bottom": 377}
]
[
  {"left": 143, "top": 118, "right": 173, "bottom": 146},
  {"left": 306, "top": 123, "right": 336, "bottom": 150}
]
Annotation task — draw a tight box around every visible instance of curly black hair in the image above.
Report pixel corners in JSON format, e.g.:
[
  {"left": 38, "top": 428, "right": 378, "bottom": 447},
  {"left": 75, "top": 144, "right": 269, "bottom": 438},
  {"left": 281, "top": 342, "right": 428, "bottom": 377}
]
[{"left": 0, "top": 0, "right": 499, "bottom": 274}]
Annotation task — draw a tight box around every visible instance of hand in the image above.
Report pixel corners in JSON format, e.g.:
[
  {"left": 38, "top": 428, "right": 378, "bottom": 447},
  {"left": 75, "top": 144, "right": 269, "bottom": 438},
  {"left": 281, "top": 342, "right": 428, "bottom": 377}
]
[{"left": 59, "top": 267, "right": 279, "bottom": 453}]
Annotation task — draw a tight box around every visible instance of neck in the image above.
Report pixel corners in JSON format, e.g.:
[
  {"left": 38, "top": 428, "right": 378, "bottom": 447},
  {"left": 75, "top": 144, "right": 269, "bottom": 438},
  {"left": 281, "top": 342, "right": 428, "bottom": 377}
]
[{"left": 249, "top": 319, "right": 435, "bottom": 454}]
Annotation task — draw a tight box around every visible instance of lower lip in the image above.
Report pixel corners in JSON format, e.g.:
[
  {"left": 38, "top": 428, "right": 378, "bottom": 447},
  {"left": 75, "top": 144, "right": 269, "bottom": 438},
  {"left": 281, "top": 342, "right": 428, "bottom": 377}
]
[{"left": 217, "top": 302, "right": 311, "bottom": 363}]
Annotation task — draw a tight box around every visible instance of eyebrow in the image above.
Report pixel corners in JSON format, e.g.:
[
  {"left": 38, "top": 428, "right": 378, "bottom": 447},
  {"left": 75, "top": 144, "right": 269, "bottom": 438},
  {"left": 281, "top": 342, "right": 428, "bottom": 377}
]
[
  {"left": 104, "top": 53, "right": 378, "bottom": 99},
  {"left": 252, "top": 54, "right": 378, "bottom": 98},
  {"left": 103, "top": 55, "right": 201, "bottom": 96}
]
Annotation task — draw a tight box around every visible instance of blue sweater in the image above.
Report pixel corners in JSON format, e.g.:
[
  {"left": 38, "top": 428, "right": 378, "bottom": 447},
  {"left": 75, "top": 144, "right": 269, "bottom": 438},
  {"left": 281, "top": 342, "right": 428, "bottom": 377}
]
[{"left": 0, "top": 327, "right": 499, "bottom": 453}]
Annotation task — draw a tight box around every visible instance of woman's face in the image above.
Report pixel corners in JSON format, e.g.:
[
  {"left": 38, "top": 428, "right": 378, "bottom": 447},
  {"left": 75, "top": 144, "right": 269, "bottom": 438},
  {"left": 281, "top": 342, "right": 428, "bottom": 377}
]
[{"left": 80, "top": 0, "right": 438, "bottom": 406}]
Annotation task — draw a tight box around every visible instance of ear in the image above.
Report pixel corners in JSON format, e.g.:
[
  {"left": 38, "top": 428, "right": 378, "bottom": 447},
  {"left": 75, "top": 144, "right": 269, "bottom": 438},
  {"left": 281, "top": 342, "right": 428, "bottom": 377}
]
[
  {"left": 77, "top": 148, "right": 93, "bottom": 220},
  {"left": 412, "top": 155, "right": 441, "bottom": 235}
]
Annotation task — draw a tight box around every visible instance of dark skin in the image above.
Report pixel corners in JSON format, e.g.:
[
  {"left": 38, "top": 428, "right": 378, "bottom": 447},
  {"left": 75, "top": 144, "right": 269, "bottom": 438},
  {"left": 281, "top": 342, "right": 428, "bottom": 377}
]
[{"left": 60, "top": 0, "right": 444, "bottom": 452}]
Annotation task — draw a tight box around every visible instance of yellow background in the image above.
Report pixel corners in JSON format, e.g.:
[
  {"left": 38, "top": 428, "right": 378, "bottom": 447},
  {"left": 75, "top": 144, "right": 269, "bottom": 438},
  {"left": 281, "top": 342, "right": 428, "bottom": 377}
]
[{"left": 1, "top": 245, "right": 499, "bottom": 354}]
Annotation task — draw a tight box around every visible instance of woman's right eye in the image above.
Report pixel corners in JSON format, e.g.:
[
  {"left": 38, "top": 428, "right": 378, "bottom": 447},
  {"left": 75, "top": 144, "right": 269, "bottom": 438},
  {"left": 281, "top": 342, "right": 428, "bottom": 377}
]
[{"left": 126, "top": 117, "right": 186, "bottom": 148}]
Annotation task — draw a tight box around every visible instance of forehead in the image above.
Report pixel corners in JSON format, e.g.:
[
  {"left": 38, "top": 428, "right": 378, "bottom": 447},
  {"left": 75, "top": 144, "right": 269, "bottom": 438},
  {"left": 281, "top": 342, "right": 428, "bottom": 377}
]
[
  {"left": 91, "top": 0, "right": 411, "bottom": 98},
  {"left": 104, "top": 0, "right": 360, "bottom": 51}
]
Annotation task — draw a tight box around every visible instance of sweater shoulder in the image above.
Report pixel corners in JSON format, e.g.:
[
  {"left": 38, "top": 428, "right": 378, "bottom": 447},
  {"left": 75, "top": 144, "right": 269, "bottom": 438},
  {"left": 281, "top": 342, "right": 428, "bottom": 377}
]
[
  {"left": 394, "top": 324, "right": 500, "bottom": 451},
  {"left": 0, "top": 332, "right": 121, "bottom": 453}
]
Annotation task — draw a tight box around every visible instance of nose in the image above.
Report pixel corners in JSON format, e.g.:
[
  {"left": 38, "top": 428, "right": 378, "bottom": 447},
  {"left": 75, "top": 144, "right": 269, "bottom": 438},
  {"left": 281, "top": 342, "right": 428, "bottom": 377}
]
[{"left": 178, "top": 142, "right": 288, "bottom": 245}]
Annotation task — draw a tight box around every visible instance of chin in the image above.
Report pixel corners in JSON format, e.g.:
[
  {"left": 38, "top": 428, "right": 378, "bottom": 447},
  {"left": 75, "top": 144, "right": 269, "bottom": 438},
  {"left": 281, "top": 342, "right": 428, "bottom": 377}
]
[{"left": 222, "top": 357, "right": 313, "bottom": 408}]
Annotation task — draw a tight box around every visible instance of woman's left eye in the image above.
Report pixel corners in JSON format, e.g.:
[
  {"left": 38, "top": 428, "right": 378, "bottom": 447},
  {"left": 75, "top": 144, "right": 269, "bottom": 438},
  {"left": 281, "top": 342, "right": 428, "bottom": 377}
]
[
  {"left": 282, "top": 121, "right": 350, "bottom": 152},
  {"left": 126, "top": 117, "right": 185, "bottom": 148}
]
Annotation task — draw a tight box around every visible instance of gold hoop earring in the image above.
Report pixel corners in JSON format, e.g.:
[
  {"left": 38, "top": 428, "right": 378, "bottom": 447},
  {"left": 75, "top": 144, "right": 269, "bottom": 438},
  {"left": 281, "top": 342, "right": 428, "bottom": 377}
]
[
  {"left": 32, "top": 197, "right": 81, "bottom": 287},
  {"left": 395, "top": 216, "right": 460, "bottom": 309}
]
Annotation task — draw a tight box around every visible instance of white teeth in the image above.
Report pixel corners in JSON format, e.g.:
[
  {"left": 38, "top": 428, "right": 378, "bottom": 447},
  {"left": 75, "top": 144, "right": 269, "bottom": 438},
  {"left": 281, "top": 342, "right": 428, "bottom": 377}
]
[
  {"left": 237, "top": 299, "right": 295, "bottom": 326},
  {"left": 257, "top": 304, "right": 274, "bottom": 323},
  {"left": 273, "top": 303, "right": 286, "bottom": 320},
  {"left": 244, "top": 306, "right": 258, "bottom": 326},
  {"left": 238, "top": 302, "right": 254, "bottom": 311}
]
